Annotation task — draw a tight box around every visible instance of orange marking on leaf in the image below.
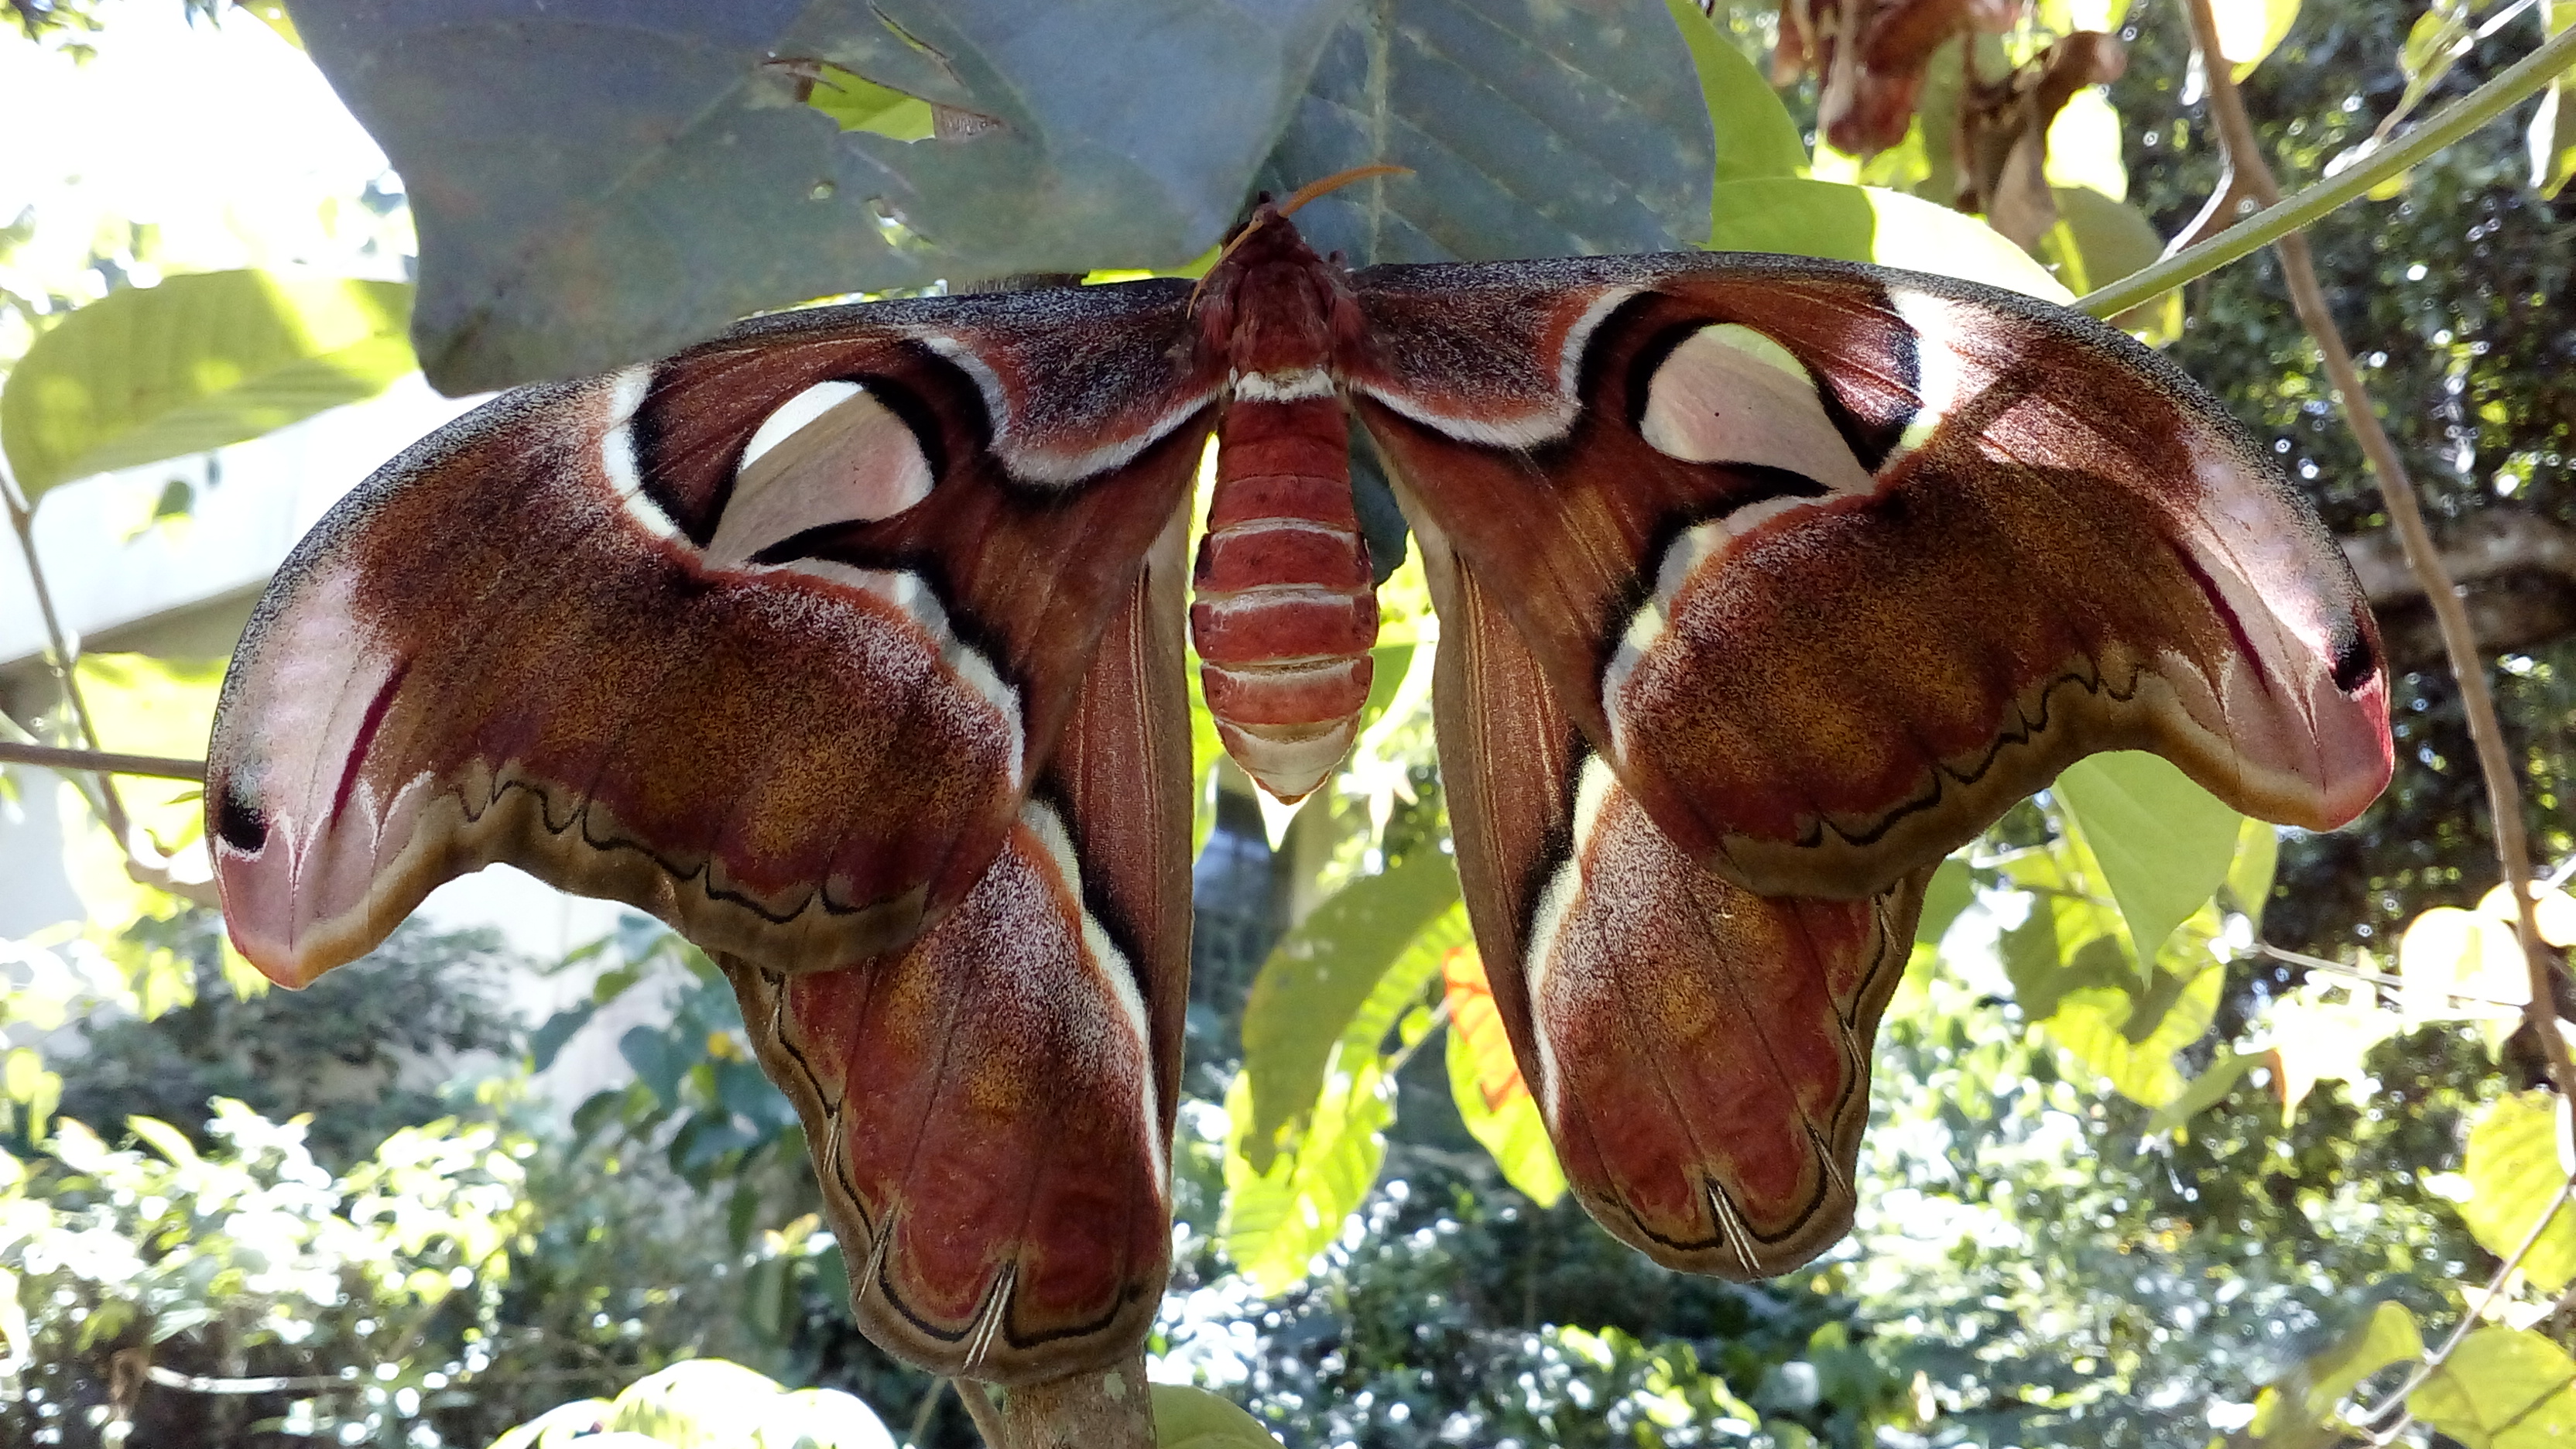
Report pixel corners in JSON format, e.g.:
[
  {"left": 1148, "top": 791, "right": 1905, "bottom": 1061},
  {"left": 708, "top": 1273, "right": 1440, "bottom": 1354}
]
[{"left": 1440, "top": 945, "right": 1530, "bottom": 1114}]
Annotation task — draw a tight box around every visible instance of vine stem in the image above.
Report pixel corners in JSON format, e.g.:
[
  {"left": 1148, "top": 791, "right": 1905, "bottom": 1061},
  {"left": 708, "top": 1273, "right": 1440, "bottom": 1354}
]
[
  {"left": 2173, "top": 0, "right": 2576, "bottom": 1106},
  {"left": 0, "top": 741, "right": 207, "bottom": 781},
  {"left": 2079, "top": 15, "right": 2576, "bottom": 320}
]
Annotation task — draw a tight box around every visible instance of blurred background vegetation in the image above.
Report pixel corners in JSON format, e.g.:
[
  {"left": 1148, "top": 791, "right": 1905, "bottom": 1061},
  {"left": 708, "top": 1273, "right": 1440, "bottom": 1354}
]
[{"left": 2, "top": 0, "right": 2572, "bottom": 1446}]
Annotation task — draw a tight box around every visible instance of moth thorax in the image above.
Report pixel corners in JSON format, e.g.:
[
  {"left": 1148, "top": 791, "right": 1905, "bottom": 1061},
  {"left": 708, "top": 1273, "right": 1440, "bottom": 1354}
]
[{"left": 1190, "top": 393, "right": 1379, "bottom": 802}]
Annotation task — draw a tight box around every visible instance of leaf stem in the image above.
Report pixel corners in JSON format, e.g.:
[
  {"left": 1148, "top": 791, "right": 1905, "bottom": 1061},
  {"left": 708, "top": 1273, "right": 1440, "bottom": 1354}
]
[
  {"left": 2079, "top": 16, "right": 2576, "bottom": 320},
  {"left": 2171, "top": 0, "right": 2576, "bottom": 1104}
]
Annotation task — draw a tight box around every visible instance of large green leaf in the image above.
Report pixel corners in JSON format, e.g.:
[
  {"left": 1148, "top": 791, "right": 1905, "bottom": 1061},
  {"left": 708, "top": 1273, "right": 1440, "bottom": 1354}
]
[
  {"left": 2411, "top": 1327, "right": 2576, "bottom": 1448},
  {"left": 292, "top": 0, "right": 1714, "bottom": 389},
  {"left": 1237, "top": 852, "right": 1461, "bottom": 1169},
  {"left": 2225, "top": 814, "right": 2281, "bottom": 931},
  {"left": 2, "top": 272, "right": 415, "bottom": 501},
  {"left": 1225, "top": 896, "right": 1464, "bottom": 1290},
  {"left": 2459, "top": 1091, "right": 2576, "bottom": 1292},
  {"left": 1259, "top": 0, "right": 1715, "bottom": 262},
  {"left": 1665, "top": 0, "right": 1807, "bottom": 188},
  {"left": 2054, "top": 752, "right": 2244, "bottom": 967},
  {"left": 289, "top": 0, "right": 1355, "bottom": 390},
  {"left": 2042, "top": 966, "right": 2220, "bottom": 1108},
  {"left": 2242, "top": 1300, "right": 2422, "bottom": 1447}
]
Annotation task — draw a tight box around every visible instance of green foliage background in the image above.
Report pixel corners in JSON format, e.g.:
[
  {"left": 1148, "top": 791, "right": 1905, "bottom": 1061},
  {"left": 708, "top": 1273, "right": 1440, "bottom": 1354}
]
[{"left": 2, "top": 1, "right": 2574, "bottom": 1446}]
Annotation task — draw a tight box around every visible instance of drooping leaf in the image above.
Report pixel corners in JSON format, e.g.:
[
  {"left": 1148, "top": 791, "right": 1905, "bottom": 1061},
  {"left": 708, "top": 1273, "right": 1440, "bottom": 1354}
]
[
  {"left": 2143, "top": 1046, "right": 2259, "bottom": 1134},
  {"left": 1238, "top": 852, "right": 1460, "bottom": 1168},
  {"left": 2242, "top": 1300, "right": 2422, "bottom": 1447},
  {"left": 1953, "top": 32, "right": 2128, "bottom": 248},
  {"left": 2054, "top": 751, "right": 2244, "bottom": 967},
  {"left": 2410, "top": 1327, "right": 2576, "bottom": 1448},
  {"left": 1441, "top": 945, "right": 1567, "bottom": 1207},
  {"left": 1259, "top": 0, "right": 1715, "bottom": 262},
  {"left": 2458, "top": 1091, "right": 2576, "bottom": 1293},
  {"left": 1, "top": 272, "right": 414, "bottom": 500},
  {"left": 1776, "top": 0, "right": 2020, "bottom": 159}
]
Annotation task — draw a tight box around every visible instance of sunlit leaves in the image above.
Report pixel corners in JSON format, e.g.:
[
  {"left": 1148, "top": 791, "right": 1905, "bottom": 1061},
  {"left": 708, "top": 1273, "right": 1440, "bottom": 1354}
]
[
  {"left": 2458, "top": 1091, "right": 2576, "bottom": 1292},
  {"left": 2037, "top": 185, "right": 2184, "bottom": 342},
  {"left": 488, "top": 1358, "right": 896, "bottom": 1449},
  {"left": 1219, "top": 1049, "right": 1394, "bottom": 1296},
  {"left": 1440, "top": 945, "right": 1567, "bottom": 1207},
  {"left": 2206, "top": 0, "right": 2303, "bottom": 79},
  {"left": 1985, "top": 780, "right": 2269, "bottom": 1112},
  {"left": 70, "top": 651, "right": 224, "bottom": 856},
  {"left": 2410, "top": 1327, "right": 2576, "bottom": 1447},
  {"left": 2264, "top": 978, "right": 2406, "bottom": 1121},
  {"left": 2400, "top": 906, "right": 2531, "bottom": 1039},
  {"left": 2054, "top": 751, "right": 2245, "bottom": 965},
  {"left": 2533, "top": 1, "right": 2576, "bottom": 195},
  {"left": 794, "top": 64, "right": 936, "bottom": 142},
  {"left": 1225, "top": 890, "right": 1466, "bottom": 1292},
  {"left": 1236, "top": 851, "right": 1458, "bottom": 1169},
  {"left": 0, "top": 271, "right": 413, "bottom": 499},
  {"left": 2241, "top": 1300, "right": 2420, "bottom": 1447}
]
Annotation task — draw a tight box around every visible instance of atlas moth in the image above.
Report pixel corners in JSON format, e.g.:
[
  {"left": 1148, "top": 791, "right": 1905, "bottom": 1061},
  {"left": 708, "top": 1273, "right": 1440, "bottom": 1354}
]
[{"left": 206, "top": 170, "right": 2391, "bottom": 1383}]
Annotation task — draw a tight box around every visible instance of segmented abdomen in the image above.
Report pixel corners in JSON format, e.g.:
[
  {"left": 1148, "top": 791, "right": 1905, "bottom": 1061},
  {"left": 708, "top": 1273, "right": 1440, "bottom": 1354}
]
[{"left": 1190, "top": 393, "right": 1378, "bottom": 801}]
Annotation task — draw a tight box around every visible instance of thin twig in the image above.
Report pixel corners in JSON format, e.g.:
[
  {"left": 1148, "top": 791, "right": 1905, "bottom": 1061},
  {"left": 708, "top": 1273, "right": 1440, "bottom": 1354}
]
[
  {"left": 0, "top": 741, "right": 207, "bottom": 782},
  {"left": 1379, "top": 997, "right": 1457, "bottom": 1079},
  {"left": 2177, "top": 0, "right": 2576, "bottom": 1104},
  {"left": 145, "top": 1365, "right": 355, "bottom": 1395},
  {"left": 2256, "top": 941, "right": 2528, "bottom": 1010},
  {"left": 907, "top": 1379, "right": 951, "bottom": 1447},
  {"left": 4, "top": 477, "right": 140, "bottom": 848},
  {"left": 2081, "top": 17, "right": 2576, "bottom": 320}
]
